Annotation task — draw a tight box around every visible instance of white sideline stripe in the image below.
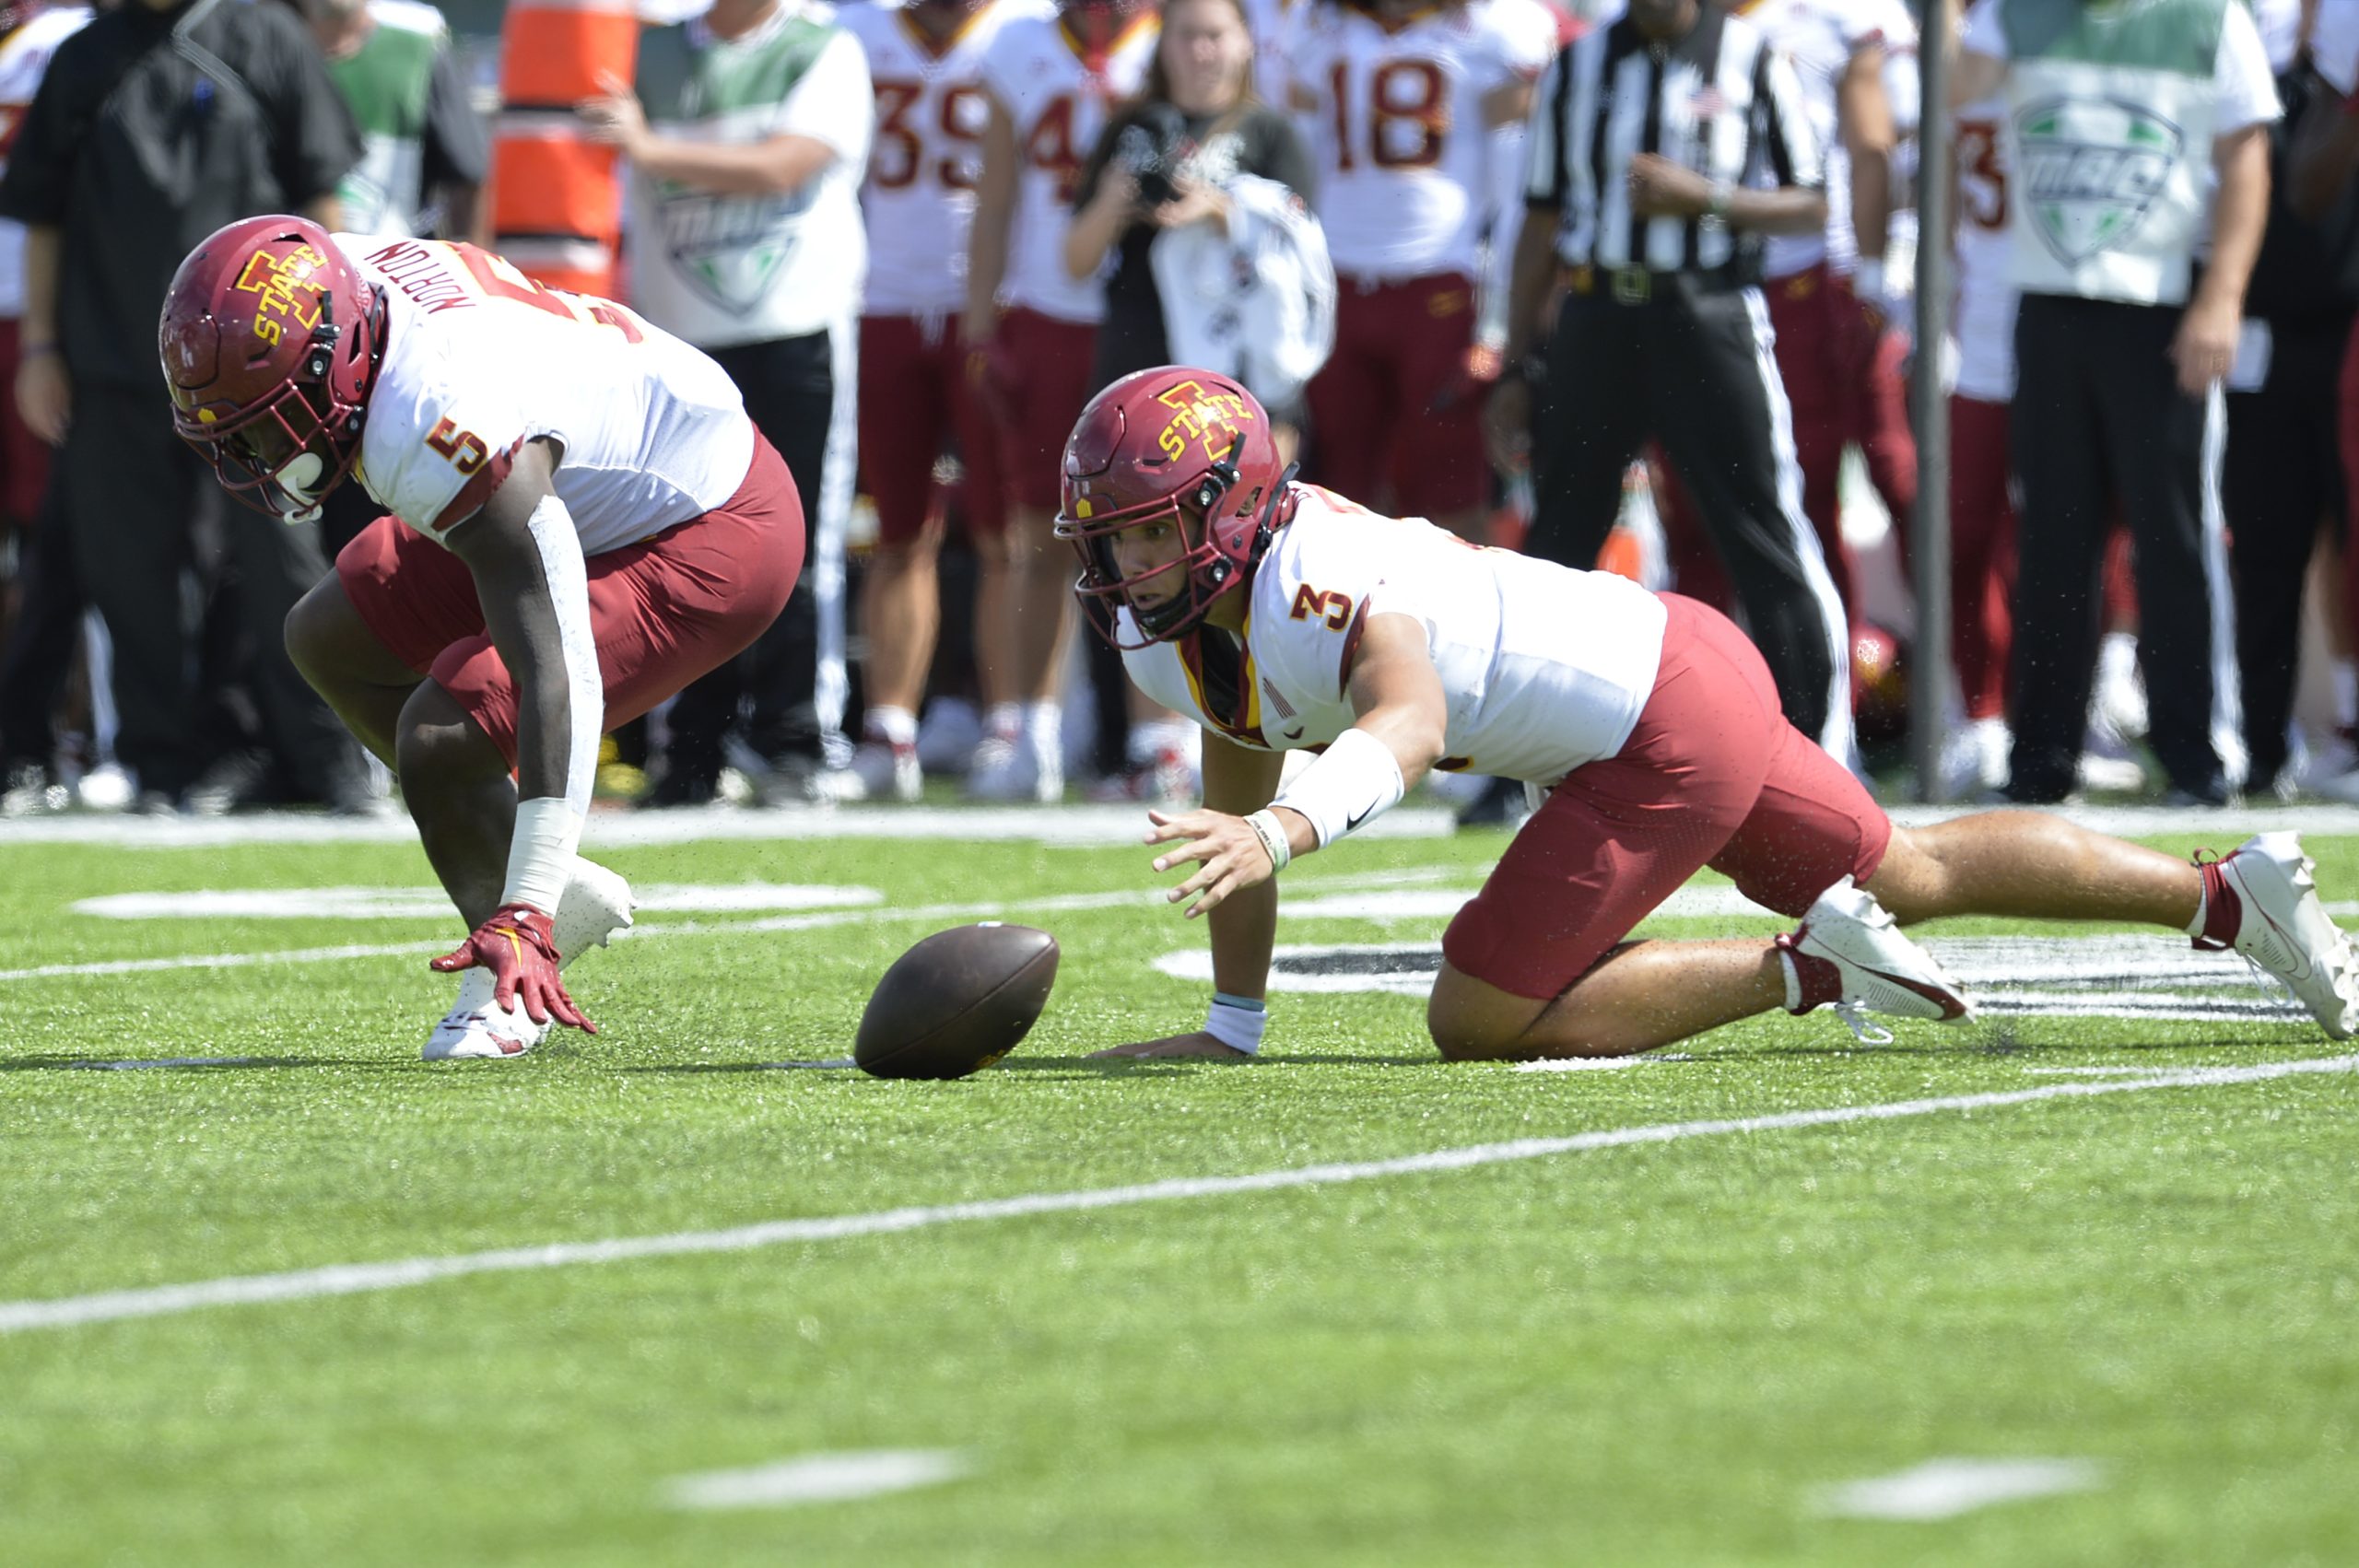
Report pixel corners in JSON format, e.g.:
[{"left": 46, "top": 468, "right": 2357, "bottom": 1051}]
[
  {"left": 1, "top": 1054, "right": 2349, "bottom": 1337},
  {"left": 660, "top": 1450, "right": 968, "bottom": 1510},
  {"left": 1814, "top": 1457, "right": 2105, "bottom": 1520}
]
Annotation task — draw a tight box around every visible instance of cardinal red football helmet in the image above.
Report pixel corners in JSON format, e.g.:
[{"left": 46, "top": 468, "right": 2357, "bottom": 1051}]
[
  {"left": 1055, "top": 366, "right": 1294, "bottom": 648},
  {"left": 159, "top": 214, "right": 382, "bottom": 522}
]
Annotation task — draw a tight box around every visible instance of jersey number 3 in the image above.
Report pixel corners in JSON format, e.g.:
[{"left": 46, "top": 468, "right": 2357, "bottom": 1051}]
[{"left": 427, "top": 416, "right": 489, "bottom": 476}]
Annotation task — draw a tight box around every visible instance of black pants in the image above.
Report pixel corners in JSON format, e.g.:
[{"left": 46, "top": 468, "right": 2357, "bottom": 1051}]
[
  {"left": 1522, "top": 275, "right": 1845, "bottom": 748},
  {"left": 0, "top": 473, "right": 77, "bottom": 771},
  {"left": 2008, "top": 294, "right": 2239, "bottom": 802},
  {"left": 62, "top": 382, "right": 352, "bottom": 800},
  {"left": 663, "top": 330, "right": 837, "bottom": 778},
  {"left": 2227, "top": 312, "right": 2351, "bottom": 793}
]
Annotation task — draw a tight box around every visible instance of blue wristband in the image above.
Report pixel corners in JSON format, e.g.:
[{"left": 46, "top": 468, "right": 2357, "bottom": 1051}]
[{"left": 1213, "top": 990, "right": 1266, "bottom": 1013}]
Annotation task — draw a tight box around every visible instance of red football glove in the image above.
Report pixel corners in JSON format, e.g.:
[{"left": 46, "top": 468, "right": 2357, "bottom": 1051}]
[{"left": 429, "top": 903, "right": 596, "bottom": 1034}]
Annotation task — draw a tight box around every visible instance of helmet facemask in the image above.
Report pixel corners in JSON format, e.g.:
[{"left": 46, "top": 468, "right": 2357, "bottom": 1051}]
[
  {"left": 161, "top": 217, "right": 382, "bottom": 527},
  {"left": 187, "top": 291, "right": 374, "bottom": 524},
  {"left": 1062, "top": 434, "right": 1295, "bottom": 649}
]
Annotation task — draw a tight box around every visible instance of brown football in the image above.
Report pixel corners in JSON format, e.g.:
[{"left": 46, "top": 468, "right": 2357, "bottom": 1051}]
[{"left": 854, "top": 923, "right": 1061, "bottom": 1080}]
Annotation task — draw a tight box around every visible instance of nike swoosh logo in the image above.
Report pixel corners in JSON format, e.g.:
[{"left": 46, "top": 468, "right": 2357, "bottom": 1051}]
[
  {"left": 1282, "top": 726, "right": 1304, "bottom": 740},
  {"left": 1346, "top": 803, "right": 1373, "bottom": 832}
]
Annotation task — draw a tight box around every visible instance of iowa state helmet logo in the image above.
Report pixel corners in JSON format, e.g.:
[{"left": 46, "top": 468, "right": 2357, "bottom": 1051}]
[{"left": 2013, "top": 97, "right": 2183, "bottom": 266}]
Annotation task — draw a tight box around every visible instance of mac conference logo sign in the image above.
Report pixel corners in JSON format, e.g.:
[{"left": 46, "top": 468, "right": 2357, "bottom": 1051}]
[{"left": 2013, "top": 96, "right": 2184, "bottom": 266}]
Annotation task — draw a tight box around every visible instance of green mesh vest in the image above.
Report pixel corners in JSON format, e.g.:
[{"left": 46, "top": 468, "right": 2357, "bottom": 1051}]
[
  {"left": 628, "top": 12, "right": 857, "bottom": 347},
  {"left": 2001, "top": 0, "right": 2229, "bottom": 307},
  {"left": 328, "top": 4, "right": 444, "bottom": 238}
]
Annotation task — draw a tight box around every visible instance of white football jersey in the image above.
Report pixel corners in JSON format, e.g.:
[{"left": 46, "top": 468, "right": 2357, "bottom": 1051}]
[
  {"left": 1282, "top": 0, "right": 1557, "bottom": 281},
  {"left": 348, "top": 236, "right": 756, "bottom": 555},
  {"left": 842, "top": 0, "right": 1044, "bottom": 317},
  {"left": 1951, "top": 95, "right": 2015, "bottom": 403},
  {"left": 1742, "top": 0, "right": 1918, "bottom": 280},
  {"left": 1121, "top": 485, "right": 1667, "bottom": 784},
  {"left": 979, "top": 7, "right": 1159, "bottom": 322},
  {"left": 0, "top": 5, "right": 91, "bottom": 317}
]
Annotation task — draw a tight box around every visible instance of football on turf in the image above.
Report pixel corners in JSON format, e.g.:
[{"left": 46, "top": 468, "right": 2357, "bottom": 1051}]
[{"left": 854, "top": 923, "right": 1060, "bottom": 1080}]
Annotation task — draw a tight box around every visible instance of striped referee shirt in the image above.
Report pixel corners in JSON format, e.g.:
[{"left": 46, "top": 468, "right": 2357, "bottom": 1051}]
[{"left": 1523, "top": 6, "right": 1823, "bottom": 275}]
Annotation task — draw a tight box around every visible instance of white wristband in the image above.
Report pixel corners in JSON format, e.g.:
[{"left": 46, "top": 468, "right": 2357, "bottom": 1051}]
[
  {"left": 1242, "top": 809, "right": 1292, "bottom": 873},
  {"left": 502, "top": 796, "right": 581, "bottom": 914},
  {"left": 1203, "top": 996, "right": 1267, "bottom": 1055},
  {"left": 1270, "top": 727, "right": 1406, "bottom": 848}
]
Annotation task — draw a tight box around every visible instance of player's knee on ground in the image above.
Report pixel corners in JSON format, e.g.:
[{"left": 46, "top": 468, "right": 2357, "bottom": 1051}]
[{"left": 1426, "top": 968, "right": 1543, "bottom": 1060}]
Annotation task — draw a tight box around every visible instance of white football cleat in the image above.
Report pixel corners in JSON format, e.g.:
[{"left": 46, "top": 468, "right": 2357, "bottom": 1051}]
[
  {"left": 423, "top": 967, "right": 548, "bottom": 1060},
  {"left": 850, "top": 737, "right": 922, "bottom": 803},
  {"left": 1777, "top": 877, "right": 1974, "bottom": 1043},
  {"left": 964, "top": 730, "right": 1062, "bottom": 802},
  {"left": 2201, "top": 833, "right": 2359, "bottom": 1039},
  {"left": 422, "top": 859, "right": 635, "bottom": 1060}
]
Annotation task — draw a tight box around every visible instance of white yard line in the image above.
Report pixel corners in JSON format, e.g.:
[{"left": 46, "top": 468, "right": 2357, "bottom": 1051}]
[
  {"left": 0, "top": 803, "right": 1459, "bottom": 848},
  {"left": 1813, "top": 1457, "right": 2106, "bottom": 1520},
  {"left": 659, "top": 1450, "right": 968, "bottom": 1511},
  {"left": 0, "top": 869, "right": 1436, "bottom": 986},
  {"left": 1, "top": 1054, "right": 2347, "bottom": 1337}
]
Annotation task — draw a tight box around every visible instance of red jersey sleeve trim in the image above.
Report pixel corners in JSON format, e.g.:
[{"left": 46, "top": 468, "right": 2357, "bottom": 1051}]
[{"left": 429, "top": 438, "right": 521, "bottom": 533}]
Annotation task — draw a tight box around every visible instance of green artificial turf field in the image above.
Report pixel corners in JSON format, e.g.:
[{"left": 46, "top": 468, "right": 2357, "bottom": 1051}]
[{"left": 2, "top": 804, "right": 2353, "bottom": 1567}]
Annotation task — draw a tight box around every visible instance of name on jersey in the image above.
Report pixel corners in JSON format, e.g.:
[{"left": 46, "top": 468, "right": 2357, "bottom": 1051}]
[{"left": 369, "top": 240, "right": 476, "bottom": 315}]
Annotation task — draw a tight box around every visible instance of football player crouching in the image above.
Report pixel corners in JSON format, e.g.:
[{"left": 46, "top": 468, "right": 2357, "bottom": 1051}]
[
  {"left": 160, "top": 216, "right": 806, "bottom": 1059},
  {"left": 1057, "top": 366, "right": 2359, "bottom": 1061}
]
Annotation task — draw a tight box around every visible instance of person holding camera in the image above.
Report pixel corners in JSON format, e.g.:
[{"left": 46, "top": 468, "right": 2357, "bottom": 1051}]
[{"left": 1062, "top": 0, "right": 1317, "bottom": 802}]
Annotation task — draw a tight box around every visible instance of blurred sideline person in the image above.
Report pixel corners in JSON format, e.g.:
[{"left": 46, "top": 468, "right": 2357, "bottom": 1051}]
[
  {"left": 1282, "top": 0, "right": 1555, "bottom": 541},
  {"left": 161, "top": 217, "right": 803, "bottom": 1059},
  {"left": 0, "top": 0, "right": 370, "bottom": 815},
  {"left": 1952, "top": 0, "right": 2276, "bottom": 808},
  {"left": 0, "top": 0, "right": 88, "bottom": 813},
  {"left": 836, "top": 0, "right": 1027, "bottom": 804},
  {"left": 1065, "top": 0, "right": 1316, "bottom": 802},
  {"left": 581, "top": 0, "right": 872, "bottom": 807},
  {"left": 1489, "top": 0, "right": 1854, "bottom": 759},
  {"left": 298, "top": 0, "right": 487, "bottom": 242},
  {"left": 1051, "top": 366, "right": 2359, "bottom": 1062},
  {"left": 1711, "top": 0, "right": 1919, "bottom": 622},
  {"left": 2223, "top": 0, "right": 2352, "bottom": 800},
  {"left": 964, "top": 0, "right": 1161, "bottom": 802},
  {"left": 299, "top": 0, "right": 489, "bottom": 564}
]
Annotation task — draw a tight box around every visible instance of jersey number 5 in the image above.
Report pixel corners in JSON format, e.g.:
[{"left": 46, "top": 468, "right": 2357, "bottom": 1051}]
[
  {"left": 1291, "top": 584, "right": 1355, "bottom": 629},
  {"left": 427, "top": 416, "right": 489, "bottom": 476}
]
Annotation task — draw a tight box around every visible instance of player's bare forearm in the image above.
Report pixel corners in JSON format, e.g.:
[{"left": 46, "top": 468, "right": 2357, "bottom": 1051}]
[
  {"left": 1503, "top": 203, "right": 1560, "bottom": 367},
  {"left": 1207, "top": 877, "right": 1278, "bottom": 1001},
  {"left": 446, "top": 443, "right": 581, "bottom": 805},
  {"left": 630, "top": 134, "right": 836, "bottom": 196},
  {"left": 1728, "top": 186, "right": 1828, "bottom": 236},
  {"left": 965, "top": 102, "right": 1018, "bottom": 338},
  {"left": 2199, "top": 124, "right": 2271, "bottom": 312},
  {"left": 19, "top": 225, "right": 58, "bottom": 345},
  {"left": 300, "top": 193, "right": 345, "bottom": 231},
  {"left": 1840, "top": 49, "right": 1895, "bottom": 260}
]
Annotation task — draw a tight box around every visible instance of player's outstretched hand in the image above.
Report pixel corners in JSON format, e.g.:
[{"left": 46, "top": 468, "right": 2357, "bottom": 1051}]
[
  {"left": 1089, "top": 1031, "right": 1255, "bottom": 1060},
  {"left": 430, "top": 904, "right": 597, "bottom": 1034},
  {"left": 1146, "top": 807, "right": 1275, "bottom": 919}
]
